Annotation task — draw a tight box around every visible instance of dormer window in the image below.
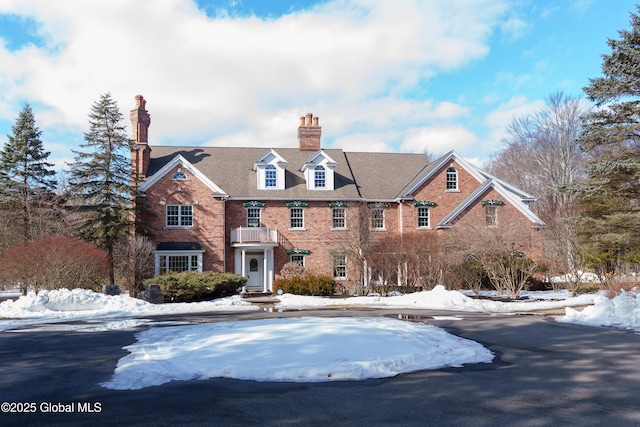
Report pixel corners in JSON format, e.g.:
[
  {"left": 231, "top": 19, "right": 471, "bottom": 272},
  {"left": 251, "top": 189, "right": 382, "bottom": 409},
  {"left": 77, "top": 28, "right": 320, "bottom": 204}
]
[
  {"left": 314, "top": 166, "right": 326, "bottom": 188},
  {"left": 265, "top": 165, "right": 277, "bottom": 188},
  {"left": 254, "top": 149, "right": 287, "bottom": 190},
  {"left": 301, "top": 150, "right": 337, "bottom": 190},
  {"left": 446, "top": 167, "right": 458, "bottom": 190}
]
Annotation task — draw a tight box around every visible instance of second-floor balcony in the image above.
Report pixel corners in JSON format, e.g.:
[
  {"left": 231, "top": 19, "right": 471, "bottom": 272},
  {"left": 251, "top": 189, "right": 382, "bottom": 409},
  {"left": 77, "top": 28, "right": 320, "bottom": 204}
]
[{"left": 230, "top": 227, "right": 279, "bottom": 246}]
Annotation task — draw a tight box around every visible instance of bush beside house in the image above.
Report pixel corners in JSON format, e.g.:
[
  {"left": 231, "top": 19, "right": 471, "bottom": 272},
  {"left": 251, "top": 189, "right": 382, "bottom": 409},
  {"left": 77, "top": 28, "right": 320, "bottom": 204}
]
[
  {"left": 144, "top": 271, "right": 247, "bottom": 302},
  {"left": 274, "top": 273, "right": 336, "bottom": 296}
]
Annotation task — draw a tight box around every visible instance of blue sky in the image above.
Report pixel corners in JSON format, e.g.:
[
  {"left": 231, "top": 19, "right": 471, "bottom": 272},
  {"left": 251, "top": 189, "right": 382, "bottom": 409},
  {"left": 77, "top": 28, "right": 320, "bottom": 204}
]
[{"left": 0, "top": 0, "right": 637, "bottom": 172}]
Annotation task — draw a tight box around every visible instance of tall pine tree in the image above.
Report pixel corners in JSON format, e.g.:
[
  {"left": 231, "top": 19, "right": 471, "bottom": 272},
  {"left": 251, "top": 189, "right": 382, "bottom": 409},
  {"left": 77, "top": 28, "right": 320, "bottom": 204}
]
[
  {"left": 0, "top": 102, "right": 57, "bottom": 243},
  {"left": 67, "top": 93, "right": 133, "bottom": 285},
  {"left": 575, "top": 7, "right": 640, "bottom": 270}
]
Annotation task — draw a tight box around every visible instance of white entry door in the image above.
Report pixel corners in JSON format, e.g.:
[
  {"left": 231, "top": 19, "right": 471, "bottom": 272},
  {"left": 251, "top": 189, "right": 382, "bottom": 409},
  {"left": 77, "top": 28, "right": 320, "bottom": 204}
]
[{"left": 245, "top": 253, "right": 264, "bottom": 291}]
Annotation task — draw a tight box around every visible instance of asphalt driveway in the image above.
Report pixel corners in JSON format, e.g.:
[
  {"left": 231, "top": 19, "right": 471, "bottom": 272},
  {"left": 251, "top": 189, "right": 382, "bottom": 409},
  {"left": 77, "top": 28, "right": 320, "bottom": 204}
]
[{"left": 1, "top": 309, "right": 639, "bottom": 426}]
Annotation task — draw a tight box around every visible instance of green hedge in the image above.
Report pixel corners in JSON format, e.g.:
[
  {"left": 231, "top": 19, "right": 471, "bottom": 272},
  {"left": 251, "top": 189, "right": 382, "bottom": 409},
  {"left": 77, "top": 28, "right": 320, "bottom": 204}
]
[
  {"left": 144, "top": 272, "right": 247, "bottom": 302},
  {"left": 274, "top": 273, "right": 336, "bottom": 296}
]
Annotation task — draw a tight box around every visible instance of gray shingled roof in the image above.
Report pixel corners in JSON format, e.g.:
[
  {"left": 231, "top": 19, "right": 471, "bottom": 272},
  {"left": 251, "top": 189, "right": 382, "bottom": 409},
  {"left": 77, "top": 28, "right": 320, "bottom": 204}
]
[
  {"left": 342, "top": 152, "right": 431, "bottom": 200},
  {"left": 147, "top": 146, "right": 365, "bottom": 200}
]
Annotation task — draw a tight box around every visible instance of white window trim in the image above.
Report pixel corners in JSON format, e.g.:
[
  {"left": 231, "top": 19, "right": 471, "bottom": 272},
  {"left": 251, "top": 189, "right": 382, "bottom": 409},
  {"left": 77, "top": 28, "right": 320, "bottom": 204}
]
[
  {"left": 417, "top": 206, "right": 431, "bottom": 229},
  {"left": 155, "top": 250, "right": 203, "bottom": 275},
  {"left": 289, "top": 207, "right": 305, "bottom": 230},
  {"left": 246, "top": 207, "right": 262, "bottom": 227},
  {"left": 445, "top": 167, "right": 459, "bottom": 192},
  {"left": 485, "top": 205, "right": 498, "bottom": 227},
  {"left": 332, "top": 207, "right": 347, "bottom": 230},
  {"left": 264, "top": 164, "right": 277, "bottom": 188},
  {"left": 371, "top": 208, "right": 386, "bottom": 231},
  {"left": 290, "top": 254, "right": 306, "bottom": 266},
  {"left": 166, "top": 204, "right": 193, "bottom": 228},
  {"left": 333, "top": 255, "right": 347, "bottom": 280},
  {"left": 314, "top": 165, "right": 326, "bottom": 188}
]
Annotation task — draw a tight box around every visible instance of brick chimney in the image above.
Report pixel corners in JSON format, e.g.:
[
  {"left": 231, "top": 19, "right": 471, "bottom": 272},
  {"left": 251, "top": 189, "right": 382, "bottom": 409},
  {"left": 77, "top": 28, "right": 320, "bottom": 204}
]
[
  {"left": 297, "top": 113, "right": 321, "bottom": 150},
  {"left": 130, "top": 95, "right": 152, "bottom": 180}
]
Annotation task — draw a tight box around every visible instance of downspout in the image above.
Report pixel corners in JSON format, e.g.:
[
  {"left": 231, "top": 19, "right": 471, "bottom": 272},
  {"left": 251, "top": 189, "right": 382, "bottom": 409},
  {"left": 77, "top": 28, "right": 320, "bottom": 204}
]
[{"left": 398, "top": 200, "right": 403, "bottom": 237}]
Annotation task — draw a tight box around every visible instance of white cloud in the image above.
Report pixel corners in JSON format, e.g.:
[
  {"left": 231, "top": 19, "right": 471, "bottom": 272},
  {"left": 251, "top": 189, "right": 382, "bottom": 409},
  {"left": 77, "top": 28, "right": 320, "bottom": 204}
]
[
  {"left": 0, "top": 0, "right": 513, "bottom": 159},
  {"left": 400, "top": 125, "right": 477, "bottom": 154},
  {"left": 484, "top": 95, "right": 545, "bottom": 147}
]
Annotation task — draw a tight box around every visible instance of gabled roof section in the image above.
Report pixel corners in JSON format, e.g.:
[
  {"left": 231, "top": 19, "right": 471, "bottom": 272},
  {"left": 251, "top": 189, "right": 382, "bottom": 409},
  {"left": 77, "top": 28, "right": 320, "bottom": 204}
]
[
  {"left": 145, "top": 146, "right": 360, "bottom": 199},
  {"left": 475, "top": 169, "right": 536, "bottom": 201},
  {"left": 138, "top": 154, "right": 227, "bottom": 196},
  {"left": 436, "top": 179, "right": 545, "bottom": 228},
  {"left": 253, "top": 149, "right": 288, "bottom": 170},
  {"left": 300, "top": 149, "right": 337, "bottom": 171},
  {"left": 401, "top": 151, "right": 486, "bottom": 198}
]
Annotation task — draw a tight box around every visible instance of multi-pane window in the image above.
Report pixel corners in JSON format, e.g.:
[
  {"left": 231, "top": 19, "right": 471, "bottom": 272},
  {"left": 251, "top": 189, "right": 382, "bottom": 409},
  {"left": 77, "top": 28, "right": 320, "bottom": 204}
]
[
  {"left": 371, "top": 208, "right": 385, "bottom": 230},
  {"left": 485, "top": 205, "right": 497, "bottom": 226},
  {"left": 265, "top": 165, "right": 277, "bottom": 188},
  {"left": 446, "top": 167, "right": 458, "bottom": 190},
  {"left": 417, "top": 207, "right": 430, "bottom": 228},
  {"left": 247, "top": 208, "right": 261, "bottom": 227},
  {"left": 158, "top": 254, "right": 200, "bottom": 274},
  {"left": 290, "top": 254, "right": 305, "bottom": 266},
  {"left": 332, "top": 207, "right": 346, "bottom": 229},
  {"left": 315, "top": 165, "right": 326, "bottom": 188},
  {"left": 290, "top": 208, "right": 304, "bottom": 229},
  {"left": 166, "top": 205, "right": 193, "bottom": 227},
  {"left": 333, "top": 255, "right": 347, "bottom": 279}
]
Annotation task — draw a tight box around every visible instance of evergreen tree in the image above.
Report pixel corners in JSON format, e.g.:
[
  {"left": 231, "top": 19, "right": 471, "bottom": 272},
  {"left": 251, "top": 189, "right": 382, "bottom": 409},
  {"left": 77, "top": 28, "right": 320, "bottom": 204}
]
[
  {"left": 67, "top": 93, "right": 133, "bottom": 285},
  {"left": 0, "top": 102, "right": 57, "bottom": 243},
  {"left": 574, "top": 7, "right": 640, "bottom": 270}
]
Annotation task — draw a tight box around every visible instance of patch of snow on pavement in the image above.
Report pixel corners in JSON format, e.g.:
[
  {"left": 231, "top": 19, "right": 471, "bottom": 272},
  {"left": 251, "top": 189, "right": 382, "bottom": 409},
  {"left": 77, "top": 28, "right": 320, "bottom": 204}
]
[{"left": 101, "top": 316, "right": 494, "bottom": 390}]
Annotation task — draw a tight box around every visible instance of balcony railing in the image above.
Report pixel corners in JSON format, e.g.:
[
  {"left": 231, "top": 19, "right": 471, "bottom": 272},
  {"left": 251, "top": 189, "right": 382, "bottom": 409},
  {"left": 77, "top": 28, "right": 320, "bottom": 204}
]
[{"left": 231, "top": 227, "right": 278, "bottom": 245}]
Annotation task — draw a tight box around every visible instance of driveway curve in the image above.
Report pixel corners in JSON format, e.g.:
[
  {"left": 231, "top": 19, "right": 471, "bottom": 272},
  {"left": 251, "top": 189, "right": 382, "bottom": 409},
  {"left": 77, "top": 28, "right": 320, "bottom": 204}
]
[{"left": 1, "top": 309, "right": 639, "bottom": 426}]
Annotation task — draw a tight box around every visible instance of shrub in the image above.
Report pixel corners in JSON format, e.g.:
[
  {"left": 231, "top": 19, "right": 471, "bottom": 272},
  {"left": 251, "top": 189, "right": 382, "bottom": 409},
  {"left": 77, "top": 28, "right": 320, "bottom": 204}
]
[
  {"left": 0, "top": 235, "right": 109, "bottom": 294},
  {"left": 144, "top": 271, "right": 247, "bottom": 302},
  {"left": 274, "top": 273, "right": 336, "bottom": 296}
]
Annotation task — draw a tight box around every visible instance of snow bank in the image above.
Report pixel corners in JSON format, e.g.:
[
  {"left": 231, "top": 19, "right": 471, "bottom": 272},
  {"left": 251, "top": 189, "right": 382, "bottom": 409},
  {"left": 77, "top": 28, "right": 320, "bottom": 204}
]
[
  {"left": 0, "top": 288, "right": 258, "bottom": 330},
  {"left": 558, "top": 291, "right": 640, "bottom": 330},
  {"left": 275, "top": 285, "right": 598, "bottom": 313},
  {"left": 102, "top": 317, "right": 494, "bottom": 390}
]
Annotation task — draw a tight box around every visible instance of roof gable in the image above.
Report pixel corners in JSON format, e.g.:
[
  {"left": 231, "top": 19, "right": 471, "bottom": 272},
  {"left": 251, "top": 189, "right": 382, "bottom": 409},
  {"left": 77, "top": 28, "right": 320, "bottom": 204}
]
[
  {"left": 300, "top": 150, "right": 337, "bottom": 171},
  {"left": 436, "top": 179, "right": 545, "bottom": 228},
  {"left": 253, "top": 149, "right": 288, "bottom": 170},
  {"left": 401, "top": 151, "right": 486, "bottom": 197},
  {"left": 138, "top": 154, "right": 227, "bottom": 195}
]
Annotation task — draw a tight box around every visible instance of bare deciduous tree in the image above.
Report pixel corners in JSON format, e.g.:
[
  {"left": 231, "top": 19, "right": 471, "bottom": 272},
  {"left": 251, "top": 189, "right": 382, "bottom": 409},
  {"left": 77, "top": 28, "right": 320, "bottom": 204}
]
[
  {"left": 446, "top": 217, "right": 538, "bottom": 299},
  {"left": 487, "top": 91, "right": 589, "bottom": 224},
  {"left": 114, "top": 235, "right": 155, "bottom": 295}
]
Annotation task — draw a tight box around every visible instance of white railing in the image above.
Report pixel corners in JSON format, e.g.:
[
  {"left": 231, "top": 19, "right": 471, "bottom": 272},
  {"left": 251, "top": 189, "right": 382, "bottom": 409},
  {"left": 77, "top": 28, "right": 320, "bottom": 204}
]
[{"left": 231, "top": 227, "right": 278, "bottom": 244}]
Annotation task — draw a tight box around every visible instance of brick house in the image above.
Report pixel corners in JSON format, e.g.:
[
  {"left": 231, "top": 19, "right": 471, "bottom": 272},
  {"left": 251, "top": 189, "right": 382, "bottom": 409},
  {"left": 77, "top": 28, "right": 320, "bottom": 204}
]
[{"left": 131, "top": 95, "right": 545, "bottom": 292}]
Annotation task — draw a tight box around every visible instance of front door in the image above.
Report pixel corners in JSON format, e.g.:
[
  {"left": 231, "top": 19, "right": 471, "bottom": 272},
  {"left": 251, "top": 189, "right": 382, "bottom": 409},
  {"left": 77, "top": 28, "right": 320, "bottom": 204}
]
[{"left": 245, "top": 253, "right": 264, "bottom": 291}]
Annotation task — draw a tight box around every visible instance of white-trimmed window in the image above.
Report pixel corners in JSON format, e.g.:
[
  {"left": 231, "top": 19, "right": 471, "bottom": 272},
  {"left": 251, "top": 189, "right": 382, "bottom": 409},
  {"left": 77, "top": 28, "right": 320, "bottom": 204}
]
[
  {"left": 314, "top": 165, "right": 326, "bottom": 188},
  {"left": 290, "top": 208, "right": 304, "bottom": 229},
  {"left": 371, "top": 208, "right": 385, "bottom": 230},
  {"left": 247, "top": 208, "right": 261, "bottom": 227},
  {"left": 417, "top": 207, "right": 430, "bottom": 228},
  {"left": 332, "top": 207, "right": 346, "bottom": 229},
  {"left": 166, "top": 205, "right": 193, "bottom": 227},
  {"left": 446, "top": 167, "right": 458, "bottom": 190},
  {"left": 156, "top": 253, "right": 202, "bottom": 275},
  {"left": 290, "top": 254, "right": 305, "bottom": 266},
  {"left": 265, "top": 164, "right": 277, "bottom": 188},
  {"left": 486, "top": 205, "right": 498, "bottom": 227},
  {"left": 333, "top": 255, "right": 347, "bottom": 280}
]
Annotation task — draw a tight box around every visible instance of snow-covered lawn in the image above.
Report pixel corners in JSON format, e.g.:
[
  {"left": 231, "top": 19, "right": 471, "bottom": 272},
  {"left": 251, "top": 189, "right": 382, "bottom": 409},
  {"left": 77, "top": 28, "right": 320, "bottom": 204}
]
[{"left": 2, "top": 285, "right": 639, "bottom": 390}]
